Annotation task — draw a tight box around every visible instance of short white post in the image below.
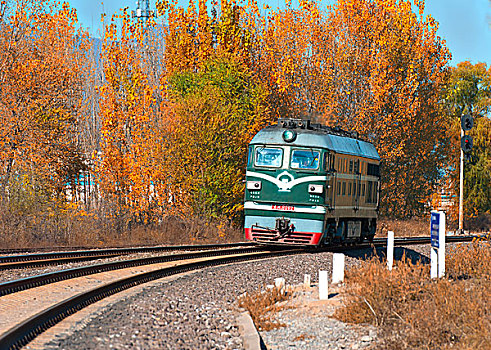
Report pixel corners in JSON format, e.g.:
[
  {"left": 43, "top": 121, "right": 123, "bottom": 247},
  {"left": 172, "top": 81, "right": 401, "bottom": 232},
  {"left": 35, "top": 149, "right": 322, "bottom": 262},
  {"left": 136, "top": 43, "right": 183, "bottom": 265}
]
[
  {"left": 332, "top": 253, "right": 345, "bottom": 284},
  {"left": 387, "top": 231, "right": 394, "bottom": 271},
  {"left": 319, "top": 270, "right": 328, "bottom": 300},
  {"left": 303, "top": 274, "right": 311, "bottom": 288},
  {"left": 274, "top": 278, "right": 285, "bottom": 293},
  {"left": 430, "top": 248, "right": 438, "bottom": 278},
  {"left": 438, "top": 214, "right": 446, "bottom": 278}
]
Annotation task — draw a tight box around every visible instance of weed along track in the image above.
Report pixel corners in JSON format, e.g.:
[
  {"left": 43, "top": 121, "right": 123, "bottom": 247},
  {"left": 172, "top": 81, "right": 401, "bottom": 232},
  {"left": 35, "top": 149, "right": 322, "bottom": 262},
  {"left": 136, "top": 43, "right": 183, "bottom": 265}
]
[{"left": 0, "top": 246, "right": 303, "bottom": 349}]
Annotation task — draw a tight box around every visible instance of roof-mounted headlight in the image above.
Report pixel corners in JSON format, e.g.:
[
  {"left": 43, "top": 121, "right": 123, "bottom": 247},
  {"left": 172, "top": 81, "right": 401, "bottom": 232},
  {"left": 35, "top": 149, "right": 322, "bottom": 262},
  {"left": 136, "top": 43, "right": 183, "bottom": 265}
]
[{"left": 282, "top": 129, "right": 297, "bottom": 142}]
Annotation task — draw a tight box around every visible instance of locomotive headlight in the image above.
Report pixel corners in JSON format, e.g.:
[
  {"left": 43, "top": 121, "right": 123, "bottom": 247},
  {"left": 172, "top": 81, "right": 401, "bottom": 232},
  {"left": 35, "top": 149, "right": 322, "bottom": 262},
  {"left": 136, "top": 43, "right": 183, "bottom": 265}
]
[
  {"left": 308, "top": 184, "right": 323, "bottom": 194},
  {"left": 282, "top": 129, "right": 297, "bottom": 142},
  {"left": 246, "top": 181, "right": 262, "bottom": 190}
]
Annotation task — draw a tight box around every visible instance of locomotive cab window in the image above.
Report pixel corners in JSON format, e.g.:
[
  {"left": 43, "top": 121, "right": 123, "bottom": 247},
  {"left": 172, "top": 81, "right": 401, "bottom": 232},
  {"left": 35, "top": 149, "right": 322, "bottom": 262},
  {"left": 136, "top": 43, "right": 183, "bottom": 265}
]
[
  {"left": 290, "top": 149, "right": 320, "bottom": 170},
  {"left": 324, "top": 152, "right": 336, "bottom": 171},
  {"left": 247, "top": 146, "right": 253, "bottom": 167},
  {"left": 254, "top": 147, "right": 283, "bottom": 168},
  {"left": 324, "top": 152, "right": 334, "bottom": 171}
]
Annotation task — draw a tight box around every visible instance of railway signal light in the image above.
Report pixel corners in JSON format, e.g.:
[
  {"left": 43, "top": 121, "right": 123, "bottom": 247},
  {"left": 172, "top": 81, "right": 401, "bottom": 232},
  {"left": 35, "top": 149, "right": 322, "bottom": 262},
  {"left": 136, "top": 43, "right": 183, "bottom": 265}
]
[
  {"left": 461, "top": 114, "right": 473, "bottom": 131},
  {"left": 461, "top": 135, "right": 473, "bottom": 153}
]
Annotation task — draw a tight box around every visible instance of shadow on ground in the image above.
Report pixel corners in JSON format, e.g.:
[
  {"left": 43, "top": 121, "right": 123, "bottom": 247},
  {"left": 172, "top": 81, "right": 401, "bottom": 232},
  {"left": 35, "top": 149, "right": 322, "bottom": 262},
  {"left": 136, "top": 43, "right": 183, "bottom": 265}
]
[{"left": 339, "top": 246, "right": 430, "bottom": 265}]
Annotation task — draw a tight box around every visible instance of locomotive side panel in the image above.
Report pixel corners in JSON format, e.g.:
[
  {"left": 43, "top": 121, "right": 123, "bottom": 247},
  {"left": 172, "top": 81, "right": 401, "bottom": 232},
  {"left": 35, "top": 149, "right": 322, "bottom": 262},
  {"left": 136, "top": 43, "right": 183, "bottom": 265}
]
[{"left": 327, "top": 152, "right": 380, "bottom": 243}]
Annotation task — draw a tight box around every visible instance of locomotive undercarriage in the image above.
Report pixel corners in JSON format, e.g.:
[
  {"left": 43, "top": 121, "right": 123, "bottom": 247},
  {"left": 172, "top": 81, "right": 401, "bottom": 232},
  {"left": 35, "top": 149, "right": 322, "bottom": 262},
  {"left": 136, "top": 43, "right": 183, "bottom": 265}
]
[
  {"left": 322, "top": 218, "right": 376, "bottom": 246},
  {"left": 247, "top": 214, "right": 376, "bottom": 247}
]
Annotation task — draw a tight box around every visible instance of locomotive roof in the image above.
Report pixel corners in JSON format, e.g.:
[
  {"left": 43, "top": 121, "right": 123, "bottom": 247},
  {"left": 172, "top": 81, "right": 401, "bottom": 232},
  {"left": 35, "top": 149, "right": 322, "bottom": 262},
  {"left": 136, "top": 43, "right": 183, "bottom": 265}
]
[{"left": 250, "top": 125, "right": 380, "bottom": 161}]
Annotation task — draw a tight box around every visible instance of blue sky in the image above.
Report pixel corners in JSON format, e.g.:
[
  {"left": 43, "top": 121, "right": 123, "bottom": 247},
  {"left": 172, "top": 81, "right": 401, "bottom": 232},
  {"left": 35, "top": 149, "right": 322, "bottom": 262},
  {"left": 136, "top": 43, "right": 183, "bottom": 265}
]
[{"left": 65, "top": 0, "right": 491, "bottom": 66}]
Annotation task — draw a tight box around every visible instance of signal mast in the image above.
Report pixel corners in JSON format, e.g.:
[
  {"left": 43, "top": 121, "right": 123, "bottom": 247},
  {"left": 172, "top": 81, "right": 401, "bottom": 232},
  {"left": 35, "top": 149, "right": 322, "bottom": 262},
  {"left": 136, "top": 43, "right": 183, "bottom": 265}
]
[{"left": 459, "top": 114, "right": 473, "bottom": 233}]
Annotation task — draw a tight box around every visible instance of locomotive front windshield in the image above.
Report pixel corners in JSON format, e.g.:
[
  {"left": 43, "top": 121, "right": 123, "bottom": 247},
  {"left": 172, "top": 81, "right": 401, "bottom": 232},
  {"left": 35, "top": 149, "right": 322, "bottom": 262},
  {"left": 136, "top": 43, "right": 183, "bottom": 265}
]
[
  {"left": 290, "top": 149, "right": 320, "bottom": 170},
  {"left": 255, "top": 147, "right": 283, "bottom": 168}
]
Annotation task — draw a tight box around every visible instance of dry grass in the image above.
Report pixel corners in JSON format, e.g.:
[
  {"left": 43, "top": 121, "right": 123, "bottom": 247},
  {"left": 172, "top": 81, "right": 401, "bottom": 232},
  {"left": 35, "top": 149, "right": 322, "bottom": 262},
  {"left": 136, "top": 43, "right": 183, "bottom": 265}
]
[
  {"left": 376, "top": 217, "right": 429, "bottom": 237},
  {"left": 0, "top": 203, "right": 244, "bottom": 249},
  {"left": 237, "top": 286, "right": 293, "bottom": 331},
  {"left": 377, "top": 216, "right": 491, "bottom": 237},
  {"left": 293, "top": 334, "right": 314, "bottom": 341},
  {"left": 335, "top": 242, "right": 491, "bottom": 349}
]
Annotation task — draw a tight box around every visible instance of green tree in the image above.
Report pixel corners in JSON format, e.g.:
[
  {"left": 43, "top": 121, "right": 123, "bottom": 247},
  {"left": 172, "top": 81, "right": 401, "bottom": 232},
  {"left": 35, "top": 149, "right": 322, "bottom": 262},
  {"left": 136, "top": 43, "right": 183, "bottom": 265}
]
[
  {"left": 443, "top": 61, "right": 491, "bottom": 221},
  {"left": 166, "top": 57, "right": 271, "bottom": 222}
]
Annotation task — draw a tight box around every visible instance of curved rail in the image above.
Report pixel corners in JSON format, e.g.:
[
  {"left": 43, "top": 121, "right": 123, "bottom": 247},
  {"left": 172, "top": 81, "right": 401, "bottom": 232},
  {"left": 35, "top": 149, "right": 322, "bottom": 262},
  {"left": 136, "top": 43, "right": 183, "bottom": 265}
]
[
  {"left": 0, "top": 248, "right": 303, "bottom": 349},
  {"left": 0, "top": 242, "right": 256, "bottom": 270},
  {"left": 0, "top": 234, "right": 481, "bottom": 349},
  {"left": 0, "top": 246, "right": 275, "bottom": 296}
]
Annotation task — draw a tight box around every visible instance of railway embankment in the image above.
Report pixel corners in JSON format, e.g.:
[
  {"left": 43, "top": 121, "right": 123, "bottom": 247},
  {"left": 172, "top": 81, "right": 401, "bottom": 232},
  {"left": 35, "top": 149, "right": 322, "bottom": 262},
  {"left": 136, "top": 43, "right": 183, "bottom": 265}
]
[
  {"left": 0, "top": 239, "right": 487, "bottom": 349},
  {"left": 256, "top": 240, "right": 490, "bottom": 350},
  {"left": 22, "top": 241, "right": 476, "bottom": 349}
]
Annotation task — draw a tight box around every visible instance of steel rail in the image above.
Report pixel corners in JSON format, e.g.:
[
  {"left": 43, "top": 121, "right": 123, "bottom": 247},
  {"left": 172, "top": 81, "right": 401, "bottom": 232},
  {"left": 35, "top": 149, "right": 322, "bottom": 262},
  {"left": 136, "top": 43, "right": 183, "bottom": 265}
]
[
  {"left": 0, "top": 248, "right": 304, "bottom": 350},
  {"left": 0, "top": 254, "right": 125, "bottom": 271},
  {"left": 0, "top": 246, "right": 281, "bottom": 296},
  {"left": 0, "top": 242, "right": 257, "bottom": 256},
  {"left": 0, "top": 234, "right": 482, "bottom": 349},
  {"left": 384, "top": 235, "right": 477, "bottom": 245},
  {"left": 0, "top": 242, "right": 256, "bottom": 269},
  {"left": 303, "top": 235, "right": 478, "bottom": 253}
]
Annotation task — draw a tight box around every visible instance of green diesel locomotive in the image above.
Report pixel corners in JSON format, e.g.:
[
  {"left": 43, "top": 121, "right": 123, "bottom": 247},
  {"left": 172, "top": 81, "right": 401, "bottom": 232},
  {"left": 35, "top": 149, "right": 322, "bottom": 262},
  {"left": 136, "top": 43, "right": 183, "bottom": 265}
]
[{"left": 244, "top": 118, "right": 380, "bottom": 246}]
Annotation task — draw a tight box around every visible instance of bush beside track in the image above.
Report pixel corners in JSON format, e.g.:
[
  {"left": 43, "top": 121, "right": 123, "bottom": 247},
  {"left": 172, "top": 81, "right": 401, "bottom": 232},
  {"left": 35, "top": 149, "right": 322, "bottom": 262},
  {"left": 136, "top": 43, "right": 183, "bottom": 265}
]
[{"left": 334, "top": 239, "right": 491, "bottom": 349}]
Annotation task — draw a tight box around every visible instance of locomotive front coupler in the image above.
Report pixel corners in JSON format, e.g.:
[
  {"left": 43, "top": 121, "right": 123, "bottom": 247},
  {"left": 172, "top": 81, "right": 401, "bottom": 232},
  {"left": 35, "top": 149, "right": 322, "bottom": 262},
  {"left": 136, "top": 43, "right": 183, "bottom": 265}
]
[{"left": 273, "top": 217, "right": 295, "bottom": 239}]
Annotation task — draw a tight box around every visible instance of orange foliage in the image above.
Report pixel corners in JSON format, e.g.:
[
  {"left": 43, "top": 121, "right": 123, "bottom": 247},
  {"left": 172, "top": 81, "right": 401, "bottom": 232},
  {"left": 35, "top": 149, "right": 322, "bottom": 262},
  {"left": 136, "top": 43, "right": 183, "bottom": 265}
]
[
  {"left": 0, "top": 0, "right": 91, "bottom": 197},
  {"left": 0, "top": 0, "right": 470, "bottom": 238},
  {"left": 96, "top": 0, "right": 451, "bottom": 223},
  {"left": 97, "top": 9, "right": 161, "bottom": 223},
  {"left": 252, "top": 0, "right": 450, "bottom": 216}
]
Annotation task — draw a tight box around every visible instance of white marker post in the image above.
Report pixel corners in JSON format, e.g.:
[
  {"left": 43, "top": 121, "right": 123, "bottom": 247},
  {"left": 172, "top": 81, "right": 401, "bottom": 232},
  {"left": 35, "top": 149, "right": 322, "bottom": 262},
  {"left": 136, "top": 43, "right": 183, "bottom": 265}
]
[
  {"left": 387, "top": 231, "right": 394, "bottom": 271},
  {"left": 430, "top": 211, "right": 446, "bottom": 278},
  {"left": 303, "top": 274, "right": 311, "bottom": 288},
  {"left": 274, "top": 277, "right": 286, "bottom": 293},
  {"left": 319, "top": 270, "right": 328, "bottom": 300},
  {"left": 332, "top": 253, "right": 345, "bottom": 284}
]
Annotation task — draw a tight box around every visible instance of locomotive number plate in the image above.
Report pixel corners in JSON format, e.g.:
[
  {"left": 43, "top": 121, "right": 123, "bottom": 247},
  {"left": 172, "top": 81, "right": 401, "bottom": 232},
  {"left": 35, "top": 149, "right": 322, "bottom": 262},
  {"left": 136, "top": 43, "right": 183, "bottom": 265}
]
[{"left": 272, "top": 204, "right": 295, "bottom": 211}]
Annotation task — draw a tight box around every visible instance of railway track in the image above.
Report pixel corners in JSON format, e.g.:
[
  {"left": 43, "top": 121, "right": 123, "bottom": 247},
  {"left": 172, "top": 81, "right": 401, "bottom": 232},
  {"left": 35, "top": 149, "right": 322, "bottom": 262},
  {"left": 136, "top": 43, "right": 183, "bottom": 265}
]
[
  {"left": 0, "top": 243, "right": 254, "bottom": 255},
  {"left": 0, "top": 235, "right": 480, "bottom": 349},
  {"left": 0, "top": 245, "right": 302, "bottom": 349},
  {"left": 0, "top": 242, "right": 256, "bottom": 270},
  {"left": 374, "top": 234, "right": 476, "bottom": 246}
]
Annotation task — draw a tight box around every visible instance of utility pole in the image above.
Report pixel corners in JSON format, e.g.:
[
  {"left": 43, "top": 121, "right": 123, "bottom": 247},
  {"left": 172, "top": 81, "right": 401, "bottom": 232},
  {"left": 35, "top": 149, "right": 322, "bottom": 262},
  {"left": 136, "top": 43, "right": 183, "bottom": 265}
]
[
  {"left": 459, "top": 127, "right": 464, "bottom": 232},
  {"left": 132, "top": 0, "right": 154, "bottom": 24}
]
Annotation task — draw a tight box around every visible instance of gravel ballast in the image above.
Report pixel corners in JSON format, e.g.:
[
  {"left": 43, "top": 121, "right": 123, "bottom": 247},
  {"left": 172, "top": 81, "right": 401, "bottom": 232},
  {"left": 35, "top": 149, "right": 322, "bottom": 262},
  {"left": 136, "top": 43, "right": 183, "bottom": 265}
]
[{"left": 31, "top": 243, "right": 456, "bottom": 349}]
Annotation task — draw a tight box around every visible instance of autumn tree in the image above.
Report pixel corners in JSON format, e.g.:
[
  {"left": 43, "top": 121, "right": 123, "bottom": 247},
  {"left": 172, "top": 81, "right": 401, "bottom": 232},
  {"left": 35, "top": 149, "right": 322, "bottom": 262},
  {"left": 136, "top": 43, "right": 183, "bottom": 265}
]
[
  {"left": 327, "top": 0, "right": 451, "bottom": 218},
  {"left": 0, "top": 0, "right": 91, "bottom": 209},
  {"left": 251, "top": 0, "right": 327, "bottom": 118},
  {"left": 95, "top": 0, "right": 455, "bottom": 229},
  {"left": 97, "top": 9, "right": 162, "bottom": 226},
  {"left": 157, "top": 0, "right": 256, "bottom": 77},
  {"left": 258, "top": 0, "right": 450, "bottom": 217}
]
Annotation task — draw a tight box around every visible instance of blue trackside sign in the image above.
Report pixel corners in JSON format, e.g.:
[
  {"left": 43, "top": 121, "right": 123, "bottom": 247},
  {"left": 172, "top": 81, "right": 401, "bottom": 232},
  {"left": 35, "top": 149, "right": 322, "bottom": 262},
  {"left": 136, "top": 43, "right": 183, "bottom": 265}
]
[
  {"left": 430, "top": 211, "right": 446, "bottom": 278},
  {"left": 430, "top": 212, "right": 440, "bottom": 248}
]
